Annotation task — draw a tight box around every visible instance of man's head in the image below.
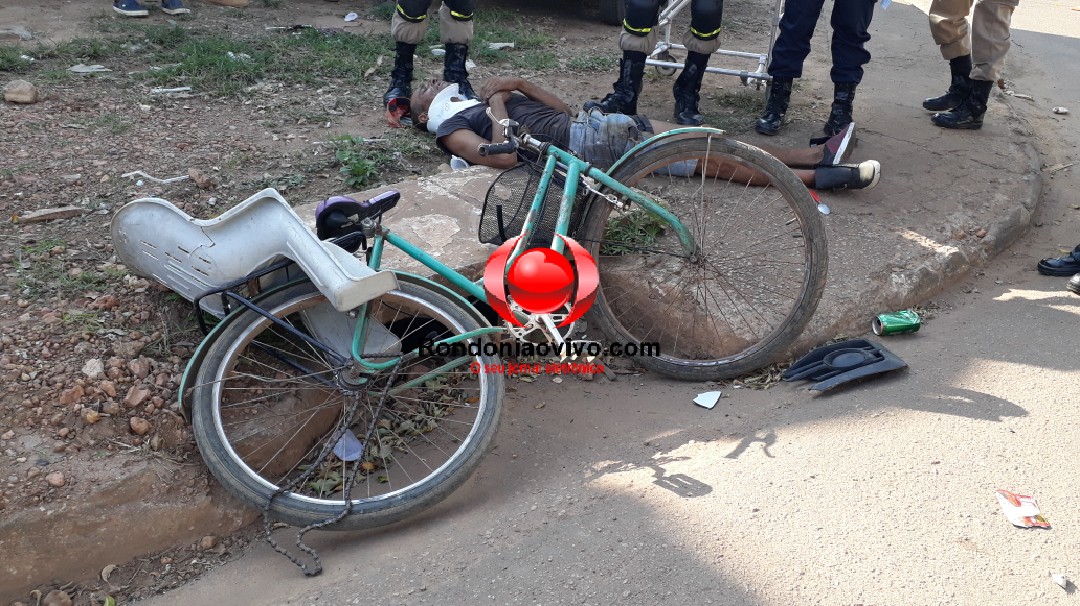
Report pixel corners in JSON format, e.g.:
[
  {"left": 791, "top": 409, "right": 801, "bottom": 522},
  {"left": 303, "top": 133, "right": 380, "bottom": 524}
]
[{"left": 410, "top": 79, "right": 480, "bottom": 133}]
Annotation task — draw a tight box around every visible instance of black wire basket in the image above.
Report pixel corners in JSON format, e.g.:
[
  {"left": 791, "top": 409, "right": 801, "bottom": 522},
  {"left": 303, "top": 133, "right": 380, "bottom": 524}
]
[{"left": 479, "top": 160, "right": 591, "bottom": 249}]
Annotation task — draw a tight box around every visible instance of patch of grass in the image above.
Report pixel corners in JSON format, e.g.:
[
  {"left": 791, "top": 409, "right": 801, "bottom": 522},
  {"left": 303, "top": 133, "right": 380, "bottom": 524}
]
[
  {"left": 601, "top": 206, "right": 669, "bottom": 255},
  {"left": 0, "top": 45, "right": 34, "bottom": 72},
  {"left": 144, "top": 34, "right": 272, "bottom": 94},
  {"left": 567, "top": 52, "right": 617, "bottom": 72},
  {"left": 700, "top": 89, "right": 764, "bottom": 134},
  {"left": 262, "top": 0, "right": 284, "bottom": 7},
  {"left": 510, "top": 51, "right": 559, "bottom": 71},
  {"left": 21, "top": 238, "right": 67, "bottom": 255},
  {"left": 90, "top": 112, "right": 136, "bottom": 135},
  {"left": 328, "top": 132, "right": 434, "bottom": 188},
  {"left": 371, "top": 1, "right": 394, "bottom": 20},
  {"left": 63, "top": 311, "right": 103, "bottom": 333},
  {"left": 38, "top": 37, "right": 127, "bottom": 62},
  {"left": 140, "top": 23, "right": 192, "bottom": 47}
]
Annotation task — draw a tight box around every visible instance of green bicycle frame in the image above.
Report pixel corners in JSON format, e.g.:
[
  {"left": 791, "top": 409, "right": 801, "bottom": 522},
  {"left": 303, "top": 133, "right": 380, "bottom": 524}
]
[{"left": 350, "top": 126, "right": 722, "bottom": 369}]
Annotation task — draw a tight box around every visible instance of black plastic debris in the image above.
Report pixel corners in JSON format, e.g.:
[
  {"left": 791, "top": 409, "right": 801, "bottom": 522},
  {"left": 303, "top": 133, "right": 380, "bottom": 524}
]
[{"left": 782, "top": 338, "right": 907, "bottom": 391}]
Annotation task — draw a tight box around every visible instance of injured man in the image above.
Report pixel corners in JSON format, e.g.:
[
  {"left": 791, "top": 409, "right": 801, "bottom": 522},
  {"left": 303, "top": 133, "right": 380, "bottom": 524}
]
[{"left": 408, "top": 76, "right": 881, "bottom": 191}]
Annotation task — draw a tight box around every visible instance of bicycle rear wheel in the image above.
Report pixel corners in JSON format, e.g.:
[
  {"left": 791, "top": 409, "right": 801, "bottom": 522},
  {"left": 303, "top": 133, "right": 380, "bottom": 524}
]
[
  {"left": 190, "top": 280, "right": 502, "bottom": 530},
  {"left": 581, "top": 134, "right": 827, "bottom": 380}
]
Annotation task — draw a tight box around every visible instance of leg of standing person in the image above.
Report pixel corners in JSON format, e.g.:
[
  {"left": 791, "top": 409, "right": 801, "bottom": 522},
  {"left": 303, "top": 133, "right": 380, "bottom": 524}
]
[
  {"left": 923, "top": 0, "right": 975, "bottom": 111},
  {"left": 821, "top": 0, "right": 874, "bottom": 136},
  {"left": 385, "top": 0, "right": 435, "bottom": 127},
  {"left": 755, "top": 0, "right": 827, "bottom": 135},
  {"left": 671, "top": 0, "right": 723, "bottom": 125},
  {"left": 933, "top": 0, "right": 1018, "bottom": 129},
  {"left": 439, "top": 0, "right": 478, "bottom": 100},
  {"left": 583, "top": 0, "right": 661, "bottom": 115}
]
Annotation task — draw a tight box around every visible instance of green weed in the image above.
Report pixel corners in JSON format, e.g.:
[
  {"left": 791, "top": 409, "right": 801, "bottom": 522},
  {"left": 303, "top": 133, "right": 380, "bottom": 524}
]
[
  {"left": 0, "top": 45, "right": 33, "bottom": 72},
  {"left": 600, "top": 206, "right": 669, "bottom": 255},
  {"left": 567, "top": 52, "right": 617, "bottom": 72}
]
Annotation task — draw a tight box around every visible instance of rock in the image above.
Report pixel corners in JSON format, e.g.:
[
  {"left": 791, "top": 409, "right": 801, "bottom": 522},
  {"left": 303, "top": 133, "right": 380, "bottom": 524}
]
[
  {"left": 82, "top": 358, "right": 104, "bottom": 379},
  {"left": 87, "top": 294, "right": 120, "bottom": 310},
  {"left": 124, "top": 386, "right": 151, "bottom": 408},
  {"left": 128, "top": 357, "right": 152, "bottom": 380},
  {"left": 42, "top": 589, "right": 72, "bottom": 606},
  {"left": 102, "top": 400, "right": 121, "bottom": 415},
  {"left": 83, "top": 409, "right": 101, "bottom": 424},
  {"left": 0, "top": 25, "right": 34, "bottom": 41},
  {"left": 58, "top": 385, "right": 85, "bottom": 406},
  {"left": 99, "top": 380, "right": 117, "bottom": 397},
  {"left": 3, "top": 79, "right": 39, "bottom": 104},
  {"left": 1, "top": 430, "right": 13, "bottom": 440},
  {"left": 200, "top": 535, "right": 220, "bottom": 550},
  {"left": 61, "top": 173, "right": 82, "bottom": 185},
  {"left": 130, "top": 416, "right": 153, "bottom": 435},
  {"left": 16, "top": 207, "right": 88, "bottom": 223},
  {"left": 114, "top": 340, "right": 145, "bottom": 359},
  {"left": 45, "top": 472, "right": 66, "bottom": 487},
  {"left": 975, "top": 228, "right": 988, "bottom": 238},
  {"left": 188, "top": 168, "right": 215, "bottom": 190}
]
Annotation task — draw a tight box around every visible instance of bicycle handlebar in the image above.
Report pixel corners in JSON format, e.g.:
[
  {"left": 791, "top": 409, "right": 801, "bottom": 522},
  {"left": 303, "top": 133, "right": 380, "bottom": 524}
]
[{"left": 478, "top": 140, "right": 519, "bottom": 156}]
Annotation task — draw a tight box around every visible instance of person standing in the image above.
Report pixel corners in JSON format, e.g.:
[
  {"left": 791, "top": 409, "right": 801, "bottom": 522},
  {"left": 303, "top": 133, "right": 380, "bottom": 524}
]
[
  {"left": 755, "top": 0, "right": 875, "bottom": 137},
  {"left": 922, "top": 0, "right": 1019, "bottom": 130},
  {"left": 384, "top": 0, "right": 478, "bottom": 127},
  {"left": 583, "top": 0, "right": 724, "bottom": 126}
]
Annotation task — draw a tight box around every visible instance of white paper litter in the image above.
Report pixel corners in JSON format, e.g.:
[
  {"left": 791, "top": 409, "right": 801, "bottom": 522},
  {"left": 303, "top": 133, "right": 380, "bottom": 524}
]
[
  {"left": 69, "top": 64, "right": 111, "bottom": 73},
  {"left": 344, "top": 12, "right": 359, "bottom": 22},
  {"left": 487, "top": 42, "right": 515, "bottom": 50},
  {"left": 693, "top": 391, "right": 722, "bottom": 409}
]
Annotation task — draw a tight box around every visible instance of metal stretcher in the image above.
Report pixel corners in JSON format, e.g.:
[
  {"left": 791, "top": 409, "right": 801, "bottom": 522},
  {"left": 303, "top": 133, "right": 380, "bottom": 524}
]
[{"left": 646, "top": 0, "right": 784, "bottom": 90}]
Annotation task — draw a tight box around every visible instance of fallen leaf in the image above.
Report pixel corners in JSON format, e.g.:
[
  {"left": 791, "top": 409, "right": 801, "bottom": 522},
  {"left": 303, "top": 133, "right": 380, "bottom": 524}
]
[{"left": 102, "top": 563, "right": 117, "bottom": 582}]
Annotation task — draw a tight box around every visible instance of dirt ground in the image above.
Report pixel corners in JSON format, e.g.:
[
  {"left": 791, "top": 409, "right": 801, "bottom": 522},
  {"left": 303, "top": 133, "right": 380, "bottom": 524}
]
[{"left": 0, "top": 0, "right": 778, "bottom": 603}]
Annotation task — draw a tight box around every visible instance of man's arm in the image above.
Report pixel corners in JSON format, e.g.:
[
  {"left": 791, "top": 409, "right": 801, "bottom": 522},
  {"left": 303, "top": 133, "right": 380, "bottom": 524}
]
[
  {"left": 479, "top": 77, "right": 573, "bottom": 115},
  {"left": 437, "top": 91, "right": 521, "bottom": 169}
]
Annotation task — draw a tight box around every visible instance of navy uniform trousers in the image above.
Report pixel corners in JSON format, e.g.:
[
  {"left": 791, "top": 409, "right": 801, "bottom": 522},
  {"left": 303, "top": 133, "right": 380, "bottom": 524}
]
[{"left": 768, "top": 0, "right": 876, "bottom": 84}]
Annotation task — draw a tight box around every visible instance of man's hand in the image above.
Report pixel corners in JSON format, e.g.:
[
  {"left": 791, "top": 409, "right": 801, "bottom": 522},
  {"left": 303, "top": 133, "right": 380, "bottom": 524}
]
[{"left": 480, "top": 77, "right": 524, "bottom": 102}]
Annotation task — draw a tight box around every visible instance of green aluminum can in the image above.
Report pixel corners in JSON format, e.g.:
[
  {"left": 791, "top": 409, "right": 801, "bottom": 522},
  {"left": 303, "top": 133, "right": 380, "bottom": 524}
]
[{"left": 872, "top": 310, "right": 921, "bottom": 335}]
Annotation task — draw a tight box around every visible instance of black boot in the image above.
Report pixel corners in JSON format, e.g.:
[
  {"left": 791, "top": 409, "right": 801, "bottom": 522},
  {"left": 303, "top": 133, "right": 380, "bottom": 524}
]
[
  {"left": 823, "top": 82, "right": 857, "bottom": 136},
  {"left": 443, "top": 42, "right": 478, "bottom": 100},
  {"left": 923, "top": 54, "right": 972, "bottom": 112},
  {"left": 384, "top": 41, "right": 415, "bottom": 106},
  {"left": 672, "top": 51, "right": 709, "bottom": 125},
  {"left": 932, "top": 79, "right": 992, "bottom": 130},
  {"left": 584, "top": 51, "right": 647, "bottom": 115},
  {"left": 755, "top": 78, "right": 792, "bottom": 136}
]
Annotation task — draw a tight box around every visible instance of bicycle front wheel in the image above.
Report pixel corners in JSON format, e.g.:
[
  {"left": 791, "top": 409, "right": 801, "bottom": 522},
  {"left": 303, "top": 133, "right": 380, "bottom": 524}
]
[
  {"left": 190, "top": 280, "right": 503, "bottom": 530},
  {"left": 581, "top": 134, "right": 828, "bottom": 381}
]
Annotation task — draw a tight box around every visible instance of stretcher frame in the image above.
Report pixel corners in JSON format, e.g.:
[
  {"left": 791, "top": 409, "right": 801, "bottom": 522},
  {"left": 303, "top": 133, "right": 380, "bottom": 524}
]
[{"left": 646, "top": 0, "right": 784, "bottom": 89}]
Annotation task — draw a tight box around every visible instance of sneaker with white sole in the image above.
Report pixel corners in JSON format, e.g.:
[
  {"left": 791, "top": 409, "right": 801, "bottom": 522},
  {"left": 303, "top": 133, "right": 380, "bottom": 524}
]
[
  {"left": 813, "top": 160, "right": 881, "bottom": 191},
  {"left": 817, "top": 121, "right": 856, "bottom": 167},
  {"left": 160, "top": 0, "right": 191, "bottom": 14},
  {"left": 113, "top": 0, "right": 149, "bottom": 16}
]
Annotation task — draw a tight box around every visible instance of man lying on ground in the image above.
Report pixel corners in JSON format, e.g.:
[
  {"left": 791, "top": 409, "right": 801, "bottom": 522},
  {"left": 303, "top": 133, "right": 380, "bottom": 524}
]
[{"left": 409, "top": 76, "right": 881, "bottom": 191}]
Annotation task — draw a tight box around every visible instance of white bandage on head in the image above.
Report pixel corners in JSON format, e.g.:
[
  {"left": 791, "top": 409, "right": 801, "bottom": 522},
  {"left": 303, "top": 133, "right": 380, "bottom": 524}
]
[{"left": 426, "top": 83, "right": 481, "bottom": 133}]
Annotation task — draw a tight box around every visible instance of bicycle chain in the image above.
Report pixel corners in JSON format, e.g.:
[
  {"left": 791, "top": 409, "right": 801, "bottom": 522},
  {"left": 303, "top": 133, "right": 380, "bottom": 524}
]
[{"left": 263, "top": 359, "right": 404, "bottom": 576}]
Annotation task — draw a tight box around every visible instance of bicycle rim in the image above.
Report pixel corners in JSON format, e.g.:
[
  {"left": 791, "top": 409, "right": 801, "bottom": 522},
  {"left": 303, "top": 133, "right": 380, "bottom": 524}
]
[
  {"left": 191, "top": 281, "right": 502, "bottom": 529},
  {"left": 582, "top": 134, "right": 827, "bottom": 380}
]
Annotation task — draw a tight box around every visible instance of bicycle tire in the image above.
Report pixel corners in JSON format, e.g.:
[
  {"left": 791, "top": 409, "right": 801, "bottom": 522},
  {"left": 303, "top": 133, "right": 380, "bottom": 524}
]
[
  {"left": 580, "top": 134, "right": 827, "bottom": 381},
  {"left": 190, "top": 280, "right": 503, "bottom": 530}
]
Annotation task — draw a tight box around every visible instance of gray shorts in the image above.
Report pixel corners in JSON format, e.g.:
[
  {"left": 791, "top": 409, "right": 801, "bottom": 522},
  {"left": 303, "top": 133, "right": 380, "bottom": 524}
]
[{"left": 568, "top": 108, "right": 696, "bottom": 176}]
